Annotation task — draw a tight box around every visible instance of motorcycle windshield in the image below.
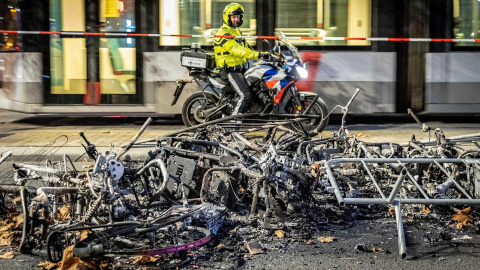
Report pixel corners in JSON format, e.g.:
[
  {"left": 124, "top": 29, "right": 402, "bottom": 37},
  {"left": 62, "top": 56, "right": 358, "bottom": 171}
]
[
  {"left": 287, "top": 43, "right": 302, "bottom": 63},
  {"left": 279, "top": 37, "right": 302, "bottom": 65}
]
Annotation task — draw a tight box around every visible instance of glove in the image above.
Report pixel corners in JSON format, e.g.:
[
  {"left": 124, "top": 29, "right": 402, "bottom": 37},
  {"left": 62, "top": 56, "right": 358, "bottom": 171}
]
[
  {"left": 259, "top": 52, "right": 270, "bottom": 60},
  {"left": 259, "top": 52, "right": 281, "bottom": 62}
]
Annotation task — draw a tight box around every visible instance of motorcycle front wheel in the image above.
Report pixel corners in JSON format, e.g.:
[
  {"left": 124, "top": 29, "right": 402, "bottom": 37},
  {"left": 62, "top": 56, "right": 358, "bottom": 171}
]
[
  {"left": 182, "top": 92, "right": 218, "bottom": 127},
  {"left": 287, "top": 95, "right": 329, "bottom": 136}
]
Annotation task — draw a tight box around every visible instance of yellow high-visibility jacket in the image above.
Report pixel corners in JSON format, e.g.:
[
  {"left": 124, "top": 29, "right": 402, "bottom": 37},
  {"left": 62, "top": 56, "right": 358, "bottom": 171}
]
[{"left": 214, "top": 23, "right": 259, "bottom": 67}]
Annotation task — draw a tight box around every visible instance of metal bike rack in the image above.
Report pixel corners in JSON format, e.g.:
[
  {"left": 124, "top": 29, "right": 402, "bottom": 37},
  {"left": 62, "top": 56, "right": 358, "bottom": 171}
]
[{"left": 324, "top": 157, "right": 480, "bottom": 259}]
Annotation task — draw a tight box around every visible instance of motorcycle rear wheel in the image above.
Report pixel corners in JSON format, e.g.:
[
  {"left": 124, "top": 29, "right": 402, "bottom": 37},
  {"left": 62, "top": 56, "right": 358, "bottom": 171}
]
[{"left": 182, "top": 92, "right": 217, "bottom": 127}]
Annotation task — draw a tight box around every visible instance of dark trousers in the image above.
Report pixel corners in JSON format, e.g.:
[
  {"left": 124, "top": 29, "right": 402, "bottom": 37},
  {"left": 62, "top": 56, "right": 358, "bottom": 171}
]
[{"left": 227, "top": 72, "right": 252, "bottom": 115}]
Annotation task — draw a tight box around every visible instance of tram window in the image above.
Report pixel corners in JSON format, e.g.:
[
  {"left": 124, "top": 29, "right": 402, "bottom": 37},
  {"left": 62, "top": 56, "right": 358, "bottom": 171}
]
[
  {"left": 276, "top": 0, "right": 371, "bottom": 46},
  {"left": 0, "top": 1, "right": 22, "bottom": 51},
  {"left": 453, "top": 0, "right": 480, "bottom": 46},
  {"left": 159, "top": 0, "right": 256, "bottom": 46},
  {"left": 99, "top": 0, "right": 136, "bottom": 95},
  {"left": 50, "top": 0, "right": 87, "bottom": 95}
]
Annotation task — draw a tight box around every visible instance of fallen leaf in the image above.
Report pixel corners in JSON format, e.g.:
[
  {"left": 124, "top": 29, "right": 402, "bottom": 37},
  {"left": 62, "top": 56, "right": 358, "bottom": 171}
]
[
  {"left": 0, "top": 222, "right": 14, "bottom": 232},
  {"left": 422, "top": 205, "right": 431, "bottom": 214},
  {"left": 83, "top": 164, "right": 94, "bottom": 168},
  {"left": 214, "top": 243, "right": 226, "bottom": 252},
  {"left": 11, "top": 197, "right": 22, "bottom": 204},
  {"left": 0, "top": 212, "right": 23, "bottom": 232},
  {"left": 371, "top": 247, "right": 384, "bottom": 253},
  {"left": 0, "top": 230, "right": 17, "bottom": 237},
  {"left": 388, "top": 208, "right": 395, "bottom": 214},
  {"left": 0, "top": 231, "right": 15, "bottom": 246},
  {"left": 318, "top": 236, "right": 336, "bottom": 243},
  {"left": 101, "top": 131, "right": 111, "bottom": 134},
  {"left": 80, "top": 230, "right": 90, "bottom": 241},
  {"left": 452, "top": 207, "right": 473, "bottom": 229},
  {"left": 38, "top": 261, "right": 59, "bottom": 270},
  {"left": 0, "top": 238, "right": 13, "bottom": 246},
  {"left": 356, "top": 132, "right": 366, "bottom": 137},
  {"left": 306, "top": 239, "right": 314, "bottom": 245},
  {"left": 58, "top": 245, "right": 96, "bottom": 270},
  {"left": 275, "top": 230, "right": 285, "bottom": 239},
  {"left": 228, "top": 227, "right": 238, "bottom": 234},
  {"left": 83, "top": 159, "right": 88, "bottom": 162},
  {"left": 57, "top": 205, "right": 70, "bottom": 220},
  {"left": 0, "top": 251, "right": 15, "bottom": 259},
  {"left": 132, "top": 255, "right": 158, "bottom": 264},
  {"left": 14, "top": 214, "right": 24, "bottom": 228}
]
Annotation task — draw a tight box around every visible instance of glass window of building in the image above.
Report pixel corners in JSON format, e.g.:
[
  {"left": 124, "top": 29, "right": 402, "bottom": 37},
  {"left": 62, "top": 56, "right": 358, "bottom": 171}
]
[
  {"left": 0, "top": 0, "right": 22, "bottom": 51},
  {"left": 49, "top": 0, "right": 87, "bottom": 95},
  {"left": 159, "top": 0, "right": 256, "bottom": 46},
  {"left": 453, "top": 0, "right": 480, "bottom": 46},
  {"left": 99, "top": 0, "right": 136, "bottom": 96},
  {"left": 276, "top": 0, "right": 371, "bottom": 46}
]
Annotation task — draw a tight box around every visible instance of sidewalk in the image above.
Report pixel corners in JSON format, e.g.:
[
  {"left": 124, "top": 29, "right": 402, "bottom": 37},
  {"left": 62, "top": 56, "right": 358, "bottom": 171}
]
[
  {"left": 0, "top": 125, "right": 175, "bottom": 160},
  {"left": 0, "top": 110, "right": 179, "bottom": 160},
  {"left": 0, "top": 109, "right": 479, "bottom": 160}
]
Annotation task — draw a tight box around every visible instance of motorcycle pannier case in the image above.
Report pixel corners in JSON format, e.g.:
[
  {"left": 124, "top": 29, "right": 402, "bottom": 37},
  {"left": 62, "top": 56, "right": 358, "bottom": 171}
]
[{"left": 181, "top": 51, "right": 215, "bottom": 69}]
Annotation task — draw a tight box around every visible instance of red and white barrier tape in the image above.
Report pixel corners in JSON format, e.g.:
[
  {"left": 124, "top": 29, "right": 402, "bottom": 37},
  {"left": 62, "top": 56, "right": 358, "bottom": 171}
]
[{"left": 1, "top": 30, "right": 479, "bottom": 42}]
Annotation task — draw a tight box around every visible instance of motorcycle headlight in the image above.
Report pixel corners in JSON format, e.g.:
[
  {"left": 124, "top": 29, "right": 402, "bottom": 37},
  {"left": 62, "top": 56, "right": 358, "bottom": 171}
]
[{"left": 296, "top": 66, "right": 308, "bottom": 79}]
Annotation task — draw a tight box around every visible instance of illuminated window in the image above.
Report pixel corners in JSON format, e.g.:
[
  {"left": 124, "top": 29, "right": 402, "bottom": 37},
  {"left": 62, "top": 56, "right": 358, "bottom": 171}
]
[
  {"left": 453, "top": 0, "right": 480, "bottom": 46},
  {"left": 0, "top": 0, "right": 22, "bottom": 51},
  {"left": 49, "top": 0, "right": 87, "bottom": 94},
  {"left": 276, "top": 0, "right": 371, "bottom": 46},
  {"left": 99, "top": 0, "right": 136, "bottom": 95},
  {"left": 159, "top": 0, "right": 256, "bottom": 46}
]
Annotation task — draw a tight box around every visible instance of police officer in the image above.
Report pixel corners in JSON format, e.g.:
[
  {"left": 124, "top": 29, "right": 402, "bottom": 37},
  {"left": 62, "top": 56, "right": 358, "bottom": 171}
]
[{"left": 214, "top": 3, "right": 270, "bottom": 115}]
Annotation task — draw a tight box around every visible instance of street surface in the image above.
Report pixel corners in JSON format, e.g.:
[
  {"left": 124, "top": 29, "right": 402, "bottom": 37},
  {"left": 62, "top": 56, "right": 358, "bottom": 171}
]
[
  {"left": 1, "top": 110, "right": 479, "bottom": 159},
  {"left": 0, "top": 110, "right": 479, "bottom": 269}
]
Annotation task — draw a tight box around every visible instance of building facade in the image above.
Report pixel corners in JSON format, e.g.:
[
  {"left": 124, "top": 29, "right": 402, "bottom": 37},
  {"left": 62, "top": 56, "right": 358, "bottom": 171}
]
[{"left": 0, "top": 0, "right": 478, "bottom": 114}]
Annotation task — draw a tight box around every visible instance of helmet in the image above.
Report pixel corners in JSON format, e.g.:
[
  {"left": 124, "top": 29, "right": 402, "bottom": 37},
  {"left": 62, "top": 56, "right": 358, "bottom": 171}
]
[{"left": 223, "top": 3, "right": 244, "bottom": 27}]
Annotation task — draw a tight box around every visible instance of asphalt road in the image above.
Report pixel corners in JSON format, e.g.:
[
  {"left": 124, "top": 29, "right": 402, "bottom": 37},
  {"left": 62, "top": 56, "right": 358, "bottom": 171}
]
[{"left": 0, "top": 114, "right": 480, "bottom": 269}]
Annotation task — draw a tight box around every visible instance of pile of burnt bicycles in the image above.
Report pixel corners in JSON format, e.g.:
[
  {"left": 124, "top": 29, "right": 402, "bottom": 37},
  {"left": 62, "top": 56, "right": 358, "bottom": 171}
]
[{"left": 1, "top": 89, "right": 479, "bottom": 262}]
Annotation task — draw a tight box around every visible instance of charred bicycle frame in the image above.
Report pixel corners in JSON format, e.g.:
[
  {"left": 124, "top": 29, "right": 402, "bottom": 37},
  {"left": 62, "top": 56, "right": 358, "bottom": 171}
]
[{"left": 1, "top": 92, "right": 480, "bottom": 261}]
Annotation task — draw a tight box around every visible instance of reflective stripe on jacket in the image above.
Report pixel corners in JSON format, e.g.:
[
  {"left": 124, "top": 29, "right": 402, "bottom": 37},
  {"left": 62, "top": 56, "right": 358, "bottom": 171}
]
[{"left": 214, "top": 24, "right": 259, "bottom": 67}]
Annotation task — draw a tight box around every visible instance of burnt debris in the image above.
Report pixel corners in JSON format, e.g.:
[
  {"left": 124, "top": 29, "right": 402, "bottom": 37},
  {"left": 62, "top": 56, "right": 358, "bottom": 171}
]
[{"left": 1, "top": 91, "right": 480, "bottom": 266}]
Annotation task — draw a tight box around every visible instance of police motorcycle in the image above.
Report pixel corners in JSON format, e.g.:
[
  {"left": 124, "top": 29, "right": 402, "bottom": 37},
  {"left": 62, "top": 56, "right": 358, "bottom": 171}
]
[{"left": 172, "top": 33, "right": 329, "bottom": 135}]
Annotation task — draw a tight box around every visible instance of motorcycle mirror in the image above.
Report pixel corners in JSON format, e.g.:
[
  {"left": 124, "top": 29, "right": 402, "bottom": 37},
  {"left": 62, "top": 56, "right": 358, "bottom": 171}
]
[
  {"left": 262, "top": 39, "right": 271, "bottom": 50},
  {"left": 304, "top": 62, "right": 309, "bottom": 68},
  {"left": 275, "top": 40, "right": 281, "bottom": 53}
]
